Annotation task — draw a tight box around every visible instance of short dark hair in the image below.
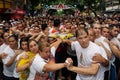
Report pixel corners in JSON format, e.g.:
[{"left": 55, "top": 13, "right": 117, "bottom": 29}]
[
  {"left": 54, "top": 19, "right": 60, "bottom": 27},
  {"left": 41, "top": 23, "right": 48, "bottom": 31},
  {"left": 109, "top": 24, "right": 119, "bottom": 30}
]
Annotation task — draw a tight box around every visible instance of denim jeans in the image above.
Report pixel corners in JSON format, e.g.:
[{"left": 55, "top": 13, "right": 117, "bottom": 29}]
[{"left": 110, "top": 64, "right": 117, "bottom": 80}]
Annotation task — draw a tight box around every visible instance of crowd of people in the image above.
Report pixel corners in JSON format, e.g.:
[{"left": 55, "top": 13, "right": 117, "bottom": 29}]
[{"left": 0, "top": 13, "right": 120, "bottom": 80}]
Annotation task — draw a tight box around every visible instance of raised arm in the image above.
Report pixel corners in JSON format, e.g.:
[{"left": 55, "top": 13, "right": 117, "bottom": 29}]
[
  {"left": 50, "top": 38, "right": 62, "bottom": 49},
  {"left": 35, "top": 32, "right": 46, "bottom": 42}
]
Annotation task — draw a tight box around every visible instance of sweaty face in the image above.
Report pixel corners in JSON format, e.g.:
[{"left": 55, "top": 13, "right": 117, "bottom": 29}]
[{"left": 77, "top": 32, "right": 89, "bottom": 48}]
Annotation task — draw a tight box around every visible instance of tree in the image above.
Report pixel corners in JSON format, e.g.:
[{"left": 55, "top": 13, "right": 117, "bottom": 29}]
[{"left": 81, "top": 0, "right": 100, "bottom": 17}]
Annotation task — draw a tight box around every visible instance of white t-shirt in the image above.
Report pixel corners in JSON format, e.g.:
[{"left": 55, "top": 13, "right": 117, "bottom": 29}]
[
  {"left": 0, "top": 43, "right": 8, "bottom": 54},
  {"left": 117, "top": 33, "right": 120, "bottom": 39},
  {"left": 111, "top": 37, "right": 120, "bottom": 49},
  {"left": 71, "top": 41, "right": 108, "bottom": 80},
  {"left": 13, "top": 51, "right": 26, "bottom": 78},
  {"left": 27, "top": 54, "right": 47, "bottom": 80},
  {"left": 2, "top": 46, "right": 17, "bottom": 77},
  {"left": 94, "top": 36, "right": 115, "bottom": 64},
  {"left": 94, "top": 36, "right": 111, "bottom": 52}
]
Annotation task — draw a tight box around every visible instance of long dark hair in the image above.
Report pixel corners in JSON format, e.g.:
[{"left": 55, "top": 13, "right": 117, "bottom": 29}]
[{"left": 20, "top": 37, "right": 29, "bottom": 50}]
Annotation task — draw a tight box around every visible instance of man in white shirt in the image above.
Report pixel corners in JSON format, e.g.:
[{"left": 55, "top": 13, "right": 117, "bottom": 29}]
[
  {"left": 109, "top": 24, "right": 120, "bottom": 80},
  {"left": 64, "top": 29, "right": 108, "bottom": 80},
  {"left": 110, "top": 24, "right": 120, "bottom": 48}
]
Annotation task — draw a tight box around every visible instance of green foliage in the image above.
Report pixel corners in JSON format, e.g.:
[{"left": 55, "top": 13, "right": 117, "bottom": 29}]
[
  {"left": 26, "top": 0, "right": 104, "bottom": 15},
  {"left": 81, "top": 0, "right": 100, "bottom": 11},
  {"left": 81, "top": 0, "right": 99, "bottom": 4}
]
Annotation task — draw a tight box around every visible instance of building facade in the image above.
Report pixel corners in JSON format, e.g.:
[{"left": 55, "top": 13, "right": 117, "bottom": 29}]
[{"left": 0, "top": 0, "right": 12, "bottom": 8}]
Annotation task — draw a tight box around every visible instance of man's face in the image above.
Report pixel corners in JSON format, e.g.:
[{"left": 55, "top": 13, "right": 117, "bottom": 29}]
[
  {"left": 93, "top": 24, "right": 101, "bottom": 36},
  {"left": 101, "top": 27, "right": 110, "bottom": 38},
  {"left": 17, "top": 24, "right": 23, "bottom": 31},
  {"left": 65, "top": 22, "right": 71, "bottom": 29},
  {"left": 110, "top": 26, "right": 119, "bottom": 37},
  {"left": 34, "top": 27, "right": 40, "bottom": 33},
  {"left": 9, "top": 37, "right": 17, "bottom": 49},
  {"left": 88, "top": 29, "right": 95, "bottom": 42},
  {"left": 77, "top": 32, "right": 89, "bottom": 48}
]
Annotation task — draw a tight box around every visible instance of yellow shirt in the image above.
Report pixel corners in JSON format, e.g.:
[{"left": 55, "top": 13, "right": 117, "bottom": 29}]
[{"left": 17, "top": 51, "right": 36, "bottom": 80}]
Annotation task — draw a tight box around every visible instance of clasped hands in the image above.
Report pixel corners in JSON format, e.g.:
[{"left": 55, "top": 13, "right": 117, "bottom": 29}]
[{"left": 64, "top": 58, "right": 73, "bottom": 70}]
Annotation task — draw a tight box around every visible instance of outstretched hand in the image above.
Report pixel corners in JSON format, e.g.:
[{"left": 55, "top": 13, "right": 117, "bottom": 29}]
[{"left": 65, "top": 58, "right": 73, "bottom": 69}]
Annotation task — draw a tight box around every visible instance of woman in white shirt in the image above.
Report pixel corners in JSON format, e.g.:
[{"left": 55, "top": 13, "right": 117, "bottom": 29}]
[
  {"left": 2, "top": 34, "right": 19, "bottom": 80},
  {"left": 28, "top": 41, "right": 67, "bottom": 80},
  {"left": 0, "top": 32, "right": 9, "bottom": 80}
]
